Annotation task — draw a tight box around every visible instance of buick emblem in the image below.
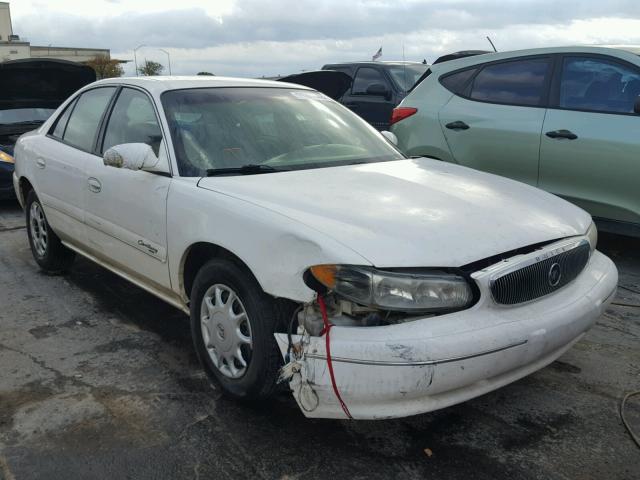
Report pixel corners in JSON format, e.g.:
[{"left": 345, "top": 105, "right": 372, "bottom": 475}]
[
  {"left": 548, "top": 263, "right": 562, "bottom": 287},
  {"left": 216, "top": 323, "right": 226, "bottom": 339}
]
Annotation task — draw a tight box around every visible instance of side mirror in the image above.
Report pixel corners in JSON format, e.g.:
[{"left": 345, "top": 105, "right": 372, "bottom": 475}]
[
  {"left": 635, "top": 96, "right": 640, "bottom": 114},
  {"left": 366, "top": 83, "right": 390, "bottom": 98},
  {"left": 381, "top": 130, "right": 398, "bottom": 146},
  {"left": 103, "top": 143, "right": 161, "bottom": 171}
]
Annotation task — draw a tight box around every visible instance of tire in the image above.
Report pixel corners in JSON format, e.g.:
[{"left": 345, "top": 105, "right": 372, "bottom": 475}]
[
  {"left": 190, "top": 258, "right": 282, "bottom": 400},
  {"left": 25, "top": 190, "right": 75, "bottom": 273}
]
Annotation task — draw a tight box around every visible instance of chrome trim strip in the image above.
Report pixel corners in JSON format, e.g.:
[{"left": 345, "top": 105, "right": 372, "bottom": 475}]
[
  {"left": 486, "top": 237, "right": 589, "bottom": 281},
  {"left": 61, "top": 240, "right": 189, "bottom": 314},
  {"left": 305, "top": 339, "right": 528, "bottom": 366},
  {"left": 488, "top": 238, "right": 590, "bottom": 305}
]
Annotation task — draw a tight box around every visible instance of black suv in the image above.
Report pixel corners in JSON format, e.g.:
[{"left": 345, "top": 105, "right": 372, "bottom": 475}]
[{"left": 321, "top": 61, "right": 428, "bottom": 130}]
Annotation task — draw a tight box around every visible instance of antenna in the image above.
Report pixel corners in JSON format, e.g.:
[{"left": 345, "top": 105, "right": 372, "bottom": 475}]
[
  {"left": 486, "top": 36, "right": 497, "bottom": 52},
  {"left": 403, "top": 43, "right": 407, "bottom": 92}
]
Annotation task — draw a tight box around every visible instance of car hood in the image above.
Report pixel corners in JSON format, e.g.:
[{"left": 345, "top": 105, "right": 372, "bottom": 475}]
[
  {"left": 0, "top": 59, "right": 96, "bottom": 110},
  {"left": 197, "top": 159, "right": 591, "bottom": 267},
  {"left": 278, "top": 70, "right": 352, "bottom": 100}
]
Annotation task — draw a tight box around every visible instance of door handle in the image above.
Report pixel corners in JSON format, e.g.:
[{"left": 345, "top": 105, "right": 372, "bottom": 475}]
[
  {"left": 87, "top": 177, "right": 102, "bottom": 193},
  {"left": 545, "top": 129, "right": 578, "bottom": 140},
  {"left": 36, "top": 158, "right": 46, "bottom": 169},
  {"left": 445, "top": 121, "right": 470, "bottom": 130}
]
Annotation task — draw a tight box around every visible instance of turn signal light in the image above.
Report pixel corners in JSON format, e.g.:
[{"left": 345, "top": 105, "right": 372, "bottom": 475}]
[{"left": 390, "top": 107, "right": 417, "bottom": 126}]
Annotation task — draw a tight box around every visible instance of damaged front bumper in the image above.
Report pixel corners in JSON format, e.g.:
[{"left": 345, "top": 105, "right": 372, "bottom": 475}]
[{"left": 275, "top": 250, "right": 617, "bottom": 420}]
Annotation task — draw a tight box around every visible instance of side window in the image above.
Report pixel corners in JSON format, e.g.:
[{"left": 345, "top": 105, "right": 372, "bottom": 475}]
[
  {"left": 440, "top": 68, "right": 477, "bottom": 95},
  {"left": 559, "top": 56, "right": 640, "bottom": 114},
  {"left": 102, "top": 88, "right": 162, "bottom": 155},
  {"left": 470, "top": 58, "right": 550, "bottom": 106},
  {"left": 50, "top": 98, "right": 77, "bottom": 139},
  {"left": 352, "top": 67, "right": 387, "bottom": 95},
  {"left": 63, "top": 87, "right": 116, "bottom": 152}
]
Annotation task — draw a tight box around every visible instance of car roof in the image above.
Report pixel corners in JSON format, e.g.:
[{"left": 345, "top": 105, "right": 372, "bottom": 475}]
[
  {"left": 324, "top": 61, "right": 427, "bottom": 67},
  {"left": 89, "top": 76, "right": 314, "bottom": 96},
  {"left": 429, "top": 46, "right": 640, "bottom": 73}
]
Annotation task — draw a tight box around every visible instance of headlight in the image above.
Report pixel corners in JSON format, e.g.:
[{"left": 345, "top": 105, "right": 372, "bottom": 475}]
[
  {"left": 586, "top": 221, "right": 597, "bottom": 253},
  {"left": 309, "top": 265, "right": 474, "bottom": 313},
  {"left": 0, "top": 150, "right": 14, "bottom": 164}
]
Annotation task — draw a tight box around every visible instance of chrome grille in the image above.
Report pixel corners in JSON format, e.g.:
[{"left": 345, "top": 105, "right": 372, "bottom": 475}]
[{"left": 490, "top": 240, "right": 590, "bottom": 305}]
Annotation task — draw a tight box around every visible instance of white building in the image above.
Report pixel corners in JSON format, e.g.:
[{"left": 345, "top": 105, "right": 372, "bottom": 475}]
[{"left": 0, "top": 1, "right": 112, "bottom": 63}]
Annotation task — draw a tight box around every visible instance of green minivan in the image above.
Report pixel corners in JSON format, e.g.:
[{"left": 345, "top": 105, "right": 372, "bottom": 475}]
[{"left": 391, "top": 46, "right": 640, "bottom": 237}]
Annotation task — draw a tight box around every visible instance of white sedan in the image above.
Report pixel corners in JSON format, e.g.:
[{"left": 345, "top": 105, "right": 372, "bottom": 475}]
[{"left": 13, "top": 77, "right": 617, "bottom": 419}]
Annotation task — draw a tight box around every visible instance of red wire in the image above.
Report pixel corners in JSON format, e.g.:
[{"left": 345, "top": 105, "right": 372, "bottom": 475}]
[{"left": 317, "top": 295, "right": 353, "bottom": 419}]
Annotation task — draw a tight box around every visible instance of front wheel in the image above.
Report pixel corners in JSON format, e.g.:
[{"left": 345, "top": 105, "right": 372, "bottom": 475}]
[
  {"left": 190, "top": 258, "right": 282, "bottom": 400},
  {"left": 26, "top": 190, "right": 75, "bottom": 273}
]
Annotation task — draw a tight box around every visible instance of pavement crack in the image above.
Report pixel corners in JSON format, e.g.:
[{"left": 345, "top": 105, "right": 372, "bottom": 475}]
[{"left": 0, "top": 342, "right": 90, "bottom": 389}]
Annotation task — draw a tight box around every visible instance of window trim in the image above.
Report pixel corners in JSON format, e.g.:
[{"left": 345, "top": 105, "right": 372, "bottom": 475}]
[
  {"left": 97, "top": 86, "right": 162, "bottom": 155},
  {"left": 46, "top": 86, "right": 118, "bottom": 156},
  {"left": 548, "top": 53, "right": 640, "bottom": 117},
  {"left": 438, "top": 54, "right": 554, "bottom": 109},
  {"left": 49, "top": 97, "right": 78, "bottom": 141},
  {"left": 97, "top": 84, "right": 173, "bottom": 176}
]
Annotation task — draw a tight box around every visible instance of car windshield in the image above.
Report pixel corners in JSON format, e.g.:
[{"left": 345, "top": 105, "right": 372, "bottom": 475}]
[
  {"left": 387, "top": 65, "right": 429, "bottom": 91},
  {"left": 0, "top": 108, "right": 55, "bottom": 125},
  {"left": 162, "top": 87, "right": 404, "bottom": 176}
]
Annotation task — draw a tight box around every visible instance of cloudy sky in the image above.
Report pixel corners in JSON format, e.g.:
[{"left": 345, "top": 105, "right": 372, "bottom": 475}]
[{"left": 9, "top": 0, "right": 640, "bottom": 77}]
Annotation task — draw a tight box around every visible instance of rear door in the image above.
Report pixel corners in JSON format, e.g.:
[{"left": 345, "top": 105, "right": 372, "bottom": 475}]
[
  {"left": 36, "top": 87, "right": 116, "bottom": 246},
  {"left": 539, "top": 54, "right": 640, "bottom": 233},
  {"left": 438, "top": 57, "right": 552, "bottom": 186},
  {"left": 83, "top": 86, "right": 172, "bottom": 290},
  {"left": 340, "top": 66, "right": 395, "bottom": 130}
]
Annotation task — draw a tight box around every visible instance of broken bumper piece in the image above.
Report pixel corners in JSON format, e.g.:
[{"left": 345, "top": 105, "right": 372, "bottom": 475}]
[{"left": 276, "top": 251, "right": 617, "bottom": 419}]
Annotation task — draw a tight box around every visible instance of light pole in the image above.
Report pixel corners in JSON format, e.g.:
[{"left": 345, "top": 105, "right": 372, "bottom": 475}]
[
  {"left": 159, "top": 48, "right": 172, "bottom": 76},
  {"left": 133, "top": 44, "right": 146, "bottom": 76}
]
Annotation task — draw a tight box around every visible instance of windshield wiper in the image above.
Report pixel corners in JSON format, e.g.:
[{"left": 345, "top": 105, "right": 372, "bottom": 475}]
[{"left": 206, "top": 164, "right": 289, "bottom": 176}]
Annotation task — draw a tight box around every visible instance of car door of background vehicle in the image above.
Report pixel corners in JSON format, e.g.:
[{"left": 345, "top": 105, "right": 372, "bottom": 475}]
[
  {"left": 438, "top": 57, "right": 552, "bottom": 186},
  {"left": 340, "top": 66, "right": 395, "bottom": 130},
  {"left": 36, "top": 87, "right": 116, "bottom": 246},
  {"left": 539, "top": 54, "right": 640, "bottom": 233},
  {"left": 83, "top": 86, "right": 173, "bottom": 291}
]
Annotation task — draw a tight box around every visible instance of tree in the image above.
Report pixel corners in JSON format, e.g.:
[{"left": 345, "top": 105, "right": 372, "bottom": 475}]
[
  {"left": 86, "top": 55, "right": 124, "bottom": 79},
  {"left": 197, "top": 71, "right": 215, "bottom": 76},
  {"left": 138, "top": 60, "right": 164, "bottom": 76}
]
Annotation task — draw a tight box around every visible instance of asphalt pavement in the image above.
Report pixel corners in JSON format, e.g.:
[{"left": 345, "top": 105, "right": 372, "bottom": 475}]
[{"left": 0, "top": 198, "right": 638, "bottom": 480}]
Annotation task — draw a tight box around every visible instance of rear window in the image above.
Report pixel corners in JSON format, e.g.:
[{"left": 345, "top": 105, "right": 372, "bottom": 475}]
[
  {"left": 469, "top": 58, "right": 550, "bottom": 106},
  {"left": 387, "top": 64, "right": 429, "bottom": 91}
]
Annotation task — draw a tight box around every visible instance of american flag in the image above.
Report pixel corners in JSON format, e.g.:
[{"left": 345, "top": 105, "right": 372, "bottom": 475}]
[{"left": 372, "top": 47, "right": 382, "bottom": 61}]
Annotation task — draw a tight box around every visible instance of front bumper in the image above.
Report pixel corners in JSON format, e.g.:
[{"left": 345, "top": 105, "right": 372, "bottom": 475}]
[{"left": 276, "top": 249, "right": 617, "bottom": 419}]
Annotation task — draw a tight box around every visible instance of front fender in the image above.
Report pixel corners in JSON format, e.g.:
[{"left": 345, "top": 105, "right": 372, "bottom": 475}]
[{"left": 167, "top": 179, "right": 371, "bottom": 303}]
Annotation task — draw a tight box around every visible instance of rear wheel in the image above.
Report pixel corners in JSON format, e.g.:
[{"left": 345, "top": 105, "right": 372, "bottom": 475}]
[
  {"left": 26, "top": 190, "right": 75, "bottom": 273},
  {"left": 190, "top": 258, "right": 281, "bottom": 400}
]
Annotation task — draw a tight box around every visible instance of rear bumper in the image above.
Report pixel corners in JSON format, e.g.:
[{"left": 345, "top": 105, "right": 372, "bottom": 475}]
[{"left": 277, "top": 250, "right": 617, "bottom": 419}]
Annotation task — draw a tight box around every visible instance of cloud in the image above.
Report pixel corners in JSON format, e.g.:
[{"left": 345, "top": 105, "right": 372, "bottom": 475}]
[{"left": 11, "top": 0, "right": 640, "bottom": 76}]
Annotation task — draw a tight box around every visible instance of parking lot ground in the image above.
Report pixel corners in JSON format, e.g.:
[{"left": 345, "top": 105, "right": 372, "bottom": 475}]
[{"left": 0, "top": 198, "right": 639, "bottom": 480}]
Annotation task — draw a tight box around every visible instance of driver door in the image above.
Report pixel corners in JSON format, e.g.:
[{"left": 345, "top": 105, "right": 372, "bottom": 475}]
[{"left": 83, "top": 86, "right": 173, "bottom": 291}]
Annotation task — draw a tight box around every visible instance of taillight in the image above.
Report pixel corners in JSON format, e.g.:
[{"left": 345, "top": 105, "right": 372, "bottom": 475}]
[{"left": 390, "top": 107, "right": 418, "bottom": 126}]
